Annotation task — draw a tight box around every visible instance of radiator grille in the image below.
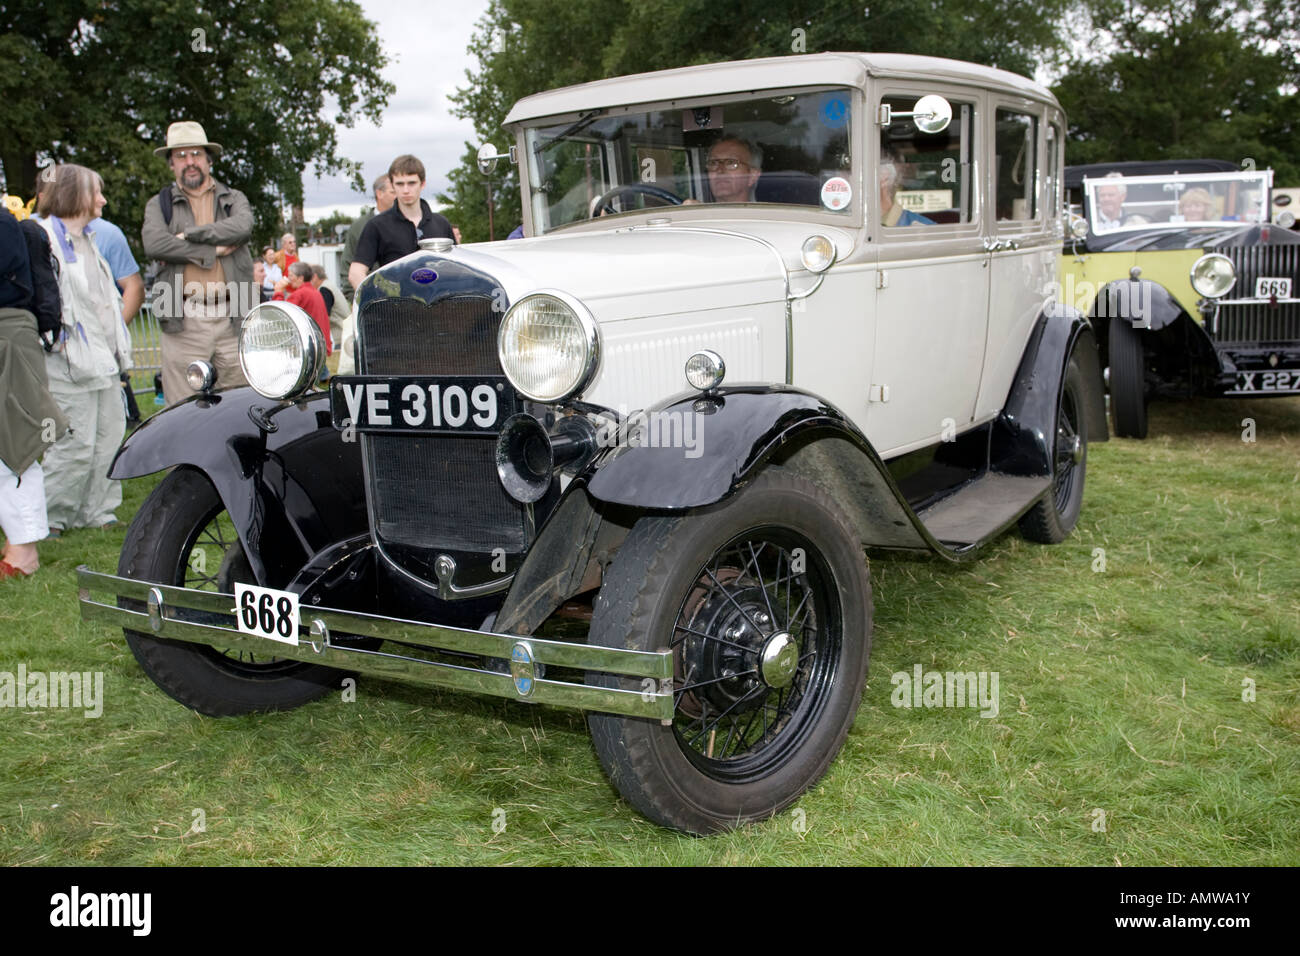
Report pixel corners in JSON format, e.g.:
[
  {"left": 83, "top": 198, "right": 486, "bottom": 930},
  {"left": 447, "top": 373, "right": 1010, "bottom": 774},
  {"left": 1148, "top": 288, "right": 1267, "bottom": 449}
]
[
  {"left": 357, "top": 295, "right": 529, "bottom": 565},
  {"left": 1217, "top": 245, "right": 1300, "bottom": 345}
]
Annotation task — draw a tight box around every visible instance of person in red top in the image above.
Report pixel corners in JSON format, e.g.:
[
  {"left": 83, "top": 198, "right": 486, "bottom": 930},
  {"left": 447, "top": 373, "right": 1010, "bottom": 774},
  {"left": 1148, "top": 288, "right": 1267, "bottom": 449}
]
[
  {"left": 272, "top": 261, "right": 331, "bottom": 352},
  {"left": 273, "top": 232, "right": 298, "bottom": 274}
]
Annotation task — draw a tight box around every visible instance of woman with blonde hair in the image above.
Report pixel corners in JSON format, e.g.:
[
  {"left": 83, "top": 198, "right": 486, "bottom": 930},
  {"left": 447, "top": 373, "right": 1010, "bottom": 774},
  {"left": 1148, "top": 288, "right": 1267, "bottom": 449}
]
[
  {"left": 1178, "top": 187, "right": 1216, "bottom": 222},
  {"left": 35, "top": 164, "right": 133, "bottom": 534}
]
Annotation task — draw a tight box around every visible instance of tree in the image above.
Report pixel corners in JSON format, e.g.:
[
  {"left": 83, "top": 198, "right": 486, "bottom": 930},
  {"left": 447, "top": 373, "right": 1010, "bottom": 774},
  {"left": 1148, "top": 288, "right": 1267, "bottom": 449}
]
[
  {"left": 308, "top": 209, "right": 355, "bottom": 243},
  {"left": 438, "top": 0, "right": 1079, "bottom": 239},
  {"left": 0, "top": 0, "right": 393, "bottom": 259},
  {"left": 1054, "top": 0, "right": 1300, "bottom": 181}
]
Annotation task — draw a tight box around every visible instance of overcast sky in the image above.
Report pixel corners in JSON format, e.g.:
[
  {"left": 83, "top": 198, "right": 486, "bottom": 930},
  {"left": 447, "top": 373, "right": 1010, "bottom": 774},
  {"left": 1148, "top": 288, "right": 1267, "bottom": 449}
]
[{"left": 302, "top": 0, "right": 492, "bottom": 220}]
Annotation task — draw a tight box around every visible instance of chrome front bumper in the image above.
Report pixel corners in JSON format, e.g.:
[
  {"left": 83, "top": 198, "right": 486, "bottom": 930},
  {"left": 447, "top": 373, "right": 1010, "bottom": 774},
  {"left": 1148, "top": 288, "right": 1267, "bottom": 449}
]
[{"left": 77, "top": 567, "right": 674, "bottom": 720}]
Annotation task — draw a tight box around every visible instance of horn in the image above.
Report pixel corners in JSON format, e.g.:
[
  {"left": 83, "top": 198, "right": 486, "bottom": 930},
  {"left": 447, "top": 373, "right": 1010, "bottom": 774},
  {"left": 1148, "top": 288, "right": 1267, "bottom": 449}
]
[
  {"left": 496, "top": 414, "right": 554, "bottom": 504},
  {"left": 495, "top": 414, "right": 598, "bottom": 504}
]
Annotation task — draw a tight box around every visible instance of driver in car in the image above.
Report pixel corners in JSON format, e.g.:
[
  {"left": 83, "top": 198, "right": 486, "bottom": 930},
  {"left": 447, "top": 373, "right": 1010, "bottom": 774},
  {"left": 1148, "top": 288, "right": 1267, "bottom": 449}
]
[{"left": 683, "top": 136, "right": 763, "bottom": 204}]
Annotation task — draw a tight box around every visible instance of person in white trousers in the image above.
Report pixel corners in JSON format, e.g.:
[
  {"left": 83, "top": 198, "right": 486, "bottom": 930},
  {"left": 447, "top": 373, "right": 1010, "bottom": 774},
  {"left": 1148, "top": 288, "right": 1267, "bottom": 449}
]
[{"left": 36, "top": 164, "right": 132, "bottom": 535}]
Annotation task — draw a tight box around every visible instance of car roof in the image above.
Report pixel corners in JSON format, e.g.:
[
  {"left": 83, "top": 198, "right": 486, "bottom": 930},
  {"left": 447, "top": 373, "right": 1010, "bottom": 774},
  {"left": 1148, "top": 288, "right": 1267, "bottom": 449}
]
[
  {"left": 504, "top": 52, "right": 1057, "bottom": 125},
  {"left": 1065, "top": 159, "right": 1240, "bottom": 190}
]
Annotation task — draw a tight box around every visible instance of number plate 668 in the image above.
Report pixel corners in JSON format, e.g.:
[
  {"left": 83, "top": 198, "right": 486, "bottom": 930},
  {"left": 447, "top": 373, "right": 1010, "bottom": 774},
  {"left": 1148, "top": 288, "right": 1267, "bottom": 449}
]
[{"left": 234, "top": 583, "right": 301, "bottom": 646}]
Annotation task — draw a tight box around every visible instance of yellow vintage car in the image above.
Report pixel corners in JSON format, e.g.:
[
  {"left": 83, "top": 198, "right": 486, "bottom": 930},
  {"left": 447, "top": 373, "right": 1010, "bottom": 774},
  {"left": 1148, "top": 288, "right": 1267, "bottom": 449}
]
[{"left": 1059, "top": 160, "right": 1299, "bottom": 437}]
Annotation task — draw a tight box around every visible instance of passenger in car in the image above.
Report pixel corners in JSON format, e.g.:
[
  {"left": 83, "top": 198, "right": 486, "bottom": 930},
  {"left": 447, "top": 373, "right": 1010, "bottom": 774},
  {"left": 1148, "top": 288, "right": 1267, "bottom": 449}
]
[
  {"left": 880, "top": 156, "right": 934, "bottom": 227},
  {"left": 1177, "top": 187, "right": 1215, "bottom": 222}
]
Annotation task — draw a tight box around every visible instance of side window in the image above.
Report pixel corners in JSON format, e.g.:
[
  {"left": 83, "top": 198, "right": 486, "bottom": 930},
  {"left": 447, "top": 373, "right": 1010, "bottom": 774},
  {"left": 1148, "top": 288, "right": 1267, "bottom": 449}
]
[
  {"left": 995, "top": 109, "right": 1038, "bottom": 222},
  {"left": 880, "top": 95, "right": 975, "bottom": 228}
]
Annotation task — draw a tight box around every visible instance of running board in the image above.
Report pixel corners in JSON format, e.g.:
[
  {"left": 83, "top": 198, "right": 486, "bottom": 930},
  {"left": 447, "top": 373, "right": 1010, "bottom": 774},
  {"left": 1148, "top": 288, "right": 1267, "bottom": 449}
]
[{"left": 915, "top": 474, "right": 1051, "bottom": 548}]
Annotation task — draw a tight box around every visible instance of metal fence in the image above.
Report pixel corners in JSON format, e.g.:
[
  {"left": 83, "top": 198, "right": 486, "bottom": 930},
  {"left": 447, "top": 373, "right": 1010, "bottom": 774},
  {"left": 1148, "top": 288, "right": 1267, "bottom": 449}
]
[{"left": 127, "top": 302, "right": 163, "bottom": 396}]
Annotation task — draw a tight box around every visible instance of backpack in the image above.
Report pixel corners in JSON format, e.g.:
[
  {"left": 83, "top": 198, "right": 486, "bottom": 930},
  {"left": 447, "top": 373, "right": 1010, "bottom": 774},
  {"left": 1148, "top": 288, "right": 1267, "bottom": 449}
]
[
  {"left": 18, "top": 219, "right": 63, "bottom": 347},
  {"left": 158, "top": 187, "right": 174, "bottom": 226}
]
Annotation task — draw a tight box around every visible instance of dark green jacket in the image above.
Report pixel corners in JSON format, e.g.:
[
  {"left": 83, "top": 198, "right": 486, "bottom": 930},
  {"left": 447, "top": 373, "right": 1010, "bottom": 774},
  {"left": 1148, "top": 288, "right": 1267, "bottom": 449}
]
[
  {"left": 0, "top": 307, "right": 70, "bottom": 474},
  {"left": 339, "top": 209, "right": 374, "bottom": 304}
]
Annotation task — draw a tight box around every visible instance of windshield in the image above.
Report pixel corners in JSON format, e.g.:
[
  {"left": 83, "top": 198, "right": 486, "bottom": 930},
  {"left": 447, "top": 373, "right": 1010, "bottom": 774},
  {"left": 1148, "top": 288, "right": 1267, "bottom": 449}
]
[
  {"left": 1083, "top": 170, "right": 1272, "bottom": 234},
  {"left": 523, "top": 87, "right": 855, "bottom": 232}
]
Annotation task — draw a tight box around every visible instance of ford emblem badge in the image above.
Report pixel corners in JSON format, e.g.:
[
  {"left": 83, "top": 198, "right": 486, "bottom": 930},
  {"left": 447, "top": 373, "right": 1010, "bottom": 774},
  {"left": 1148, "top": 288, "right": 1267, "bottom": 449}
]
[
  {"left": 510, "top": 642, "right": 535, "bottom": 697},
  {"left": 411, "top": 268, "right": 438, "bottom": 284}
]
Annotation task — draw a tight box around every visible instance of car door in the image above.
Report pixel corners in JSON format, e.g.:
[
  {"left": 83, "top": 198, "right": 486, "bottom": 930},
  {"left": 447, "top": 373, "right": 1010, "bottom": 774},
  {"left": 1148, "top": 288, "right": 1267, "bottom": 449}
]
[
  {"left": 978, "top": 101, "right": 1060, "bottom": 420},
  {"left": 867, "top": 85, "right": 990, "bottom": 457}
]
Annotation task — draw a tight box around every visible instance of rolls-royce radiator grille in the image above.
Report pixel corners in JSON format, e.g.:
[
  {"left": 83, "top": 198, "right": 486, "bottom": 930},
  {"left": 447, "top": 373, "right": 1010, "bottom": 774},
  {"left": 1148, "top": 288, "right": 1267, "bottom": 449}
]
[
  {"left": 1217, "top": 245, "right": 1300, "bottom": 345},
  {"left": 358, "top": 295, "right": 529, "bottom": 563}
]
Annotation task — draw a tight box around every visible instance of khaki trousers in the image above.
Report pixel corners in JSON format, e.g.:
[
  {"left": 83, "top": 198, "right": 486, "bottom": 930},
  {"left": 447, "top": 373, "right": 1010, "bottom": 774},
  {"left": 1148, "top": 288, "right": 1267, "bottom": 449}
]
[
  {"left": 162, "top": 298, "right": 247, "bottom": 405},
  {"left": 43, "top": 381, "right": 125, "bottom": 530}
]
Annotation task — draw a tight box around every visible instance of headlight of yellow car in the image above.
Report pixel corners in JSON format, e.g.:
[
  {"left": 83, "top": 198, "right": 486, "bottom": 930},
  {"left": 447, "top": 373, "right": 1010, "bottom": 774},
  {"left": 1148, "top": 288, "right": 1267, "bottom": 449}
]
[{"left": 1189, "top": 253, "right": 1236, "bottom": 299}]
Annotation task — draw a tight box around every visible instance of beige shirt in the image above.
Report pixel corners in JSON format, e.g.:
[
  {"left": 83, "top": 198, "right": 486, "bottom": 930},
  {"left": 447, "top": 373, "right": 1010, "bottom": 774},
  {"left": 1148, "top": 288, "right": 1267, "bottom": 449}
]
[{"left": 181, "top": 183, "right": 227, "bottom": 300}]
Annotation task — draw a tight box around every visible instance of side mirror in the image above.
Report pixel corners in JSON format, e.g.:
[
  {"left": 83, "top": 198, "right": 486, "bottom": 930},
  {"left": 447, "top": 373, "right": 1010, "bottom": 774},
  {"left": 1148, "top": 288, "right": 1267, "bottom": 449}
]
[
  {"left": 878, "top": 95, "right": 952, "bottom": 134},
  {"left": 477, "top": 143, "right": 515, "bottom": 175}
]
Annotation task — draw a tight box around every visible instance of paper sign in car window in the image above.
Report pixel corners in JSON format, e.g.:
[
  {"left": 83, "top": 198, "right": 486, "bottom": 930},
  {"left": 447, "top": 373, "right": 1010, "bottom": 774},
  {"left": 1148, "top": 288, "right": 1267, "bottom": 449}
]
[{"left": 898, "top": 190, "right": 953, "bottom": 212}]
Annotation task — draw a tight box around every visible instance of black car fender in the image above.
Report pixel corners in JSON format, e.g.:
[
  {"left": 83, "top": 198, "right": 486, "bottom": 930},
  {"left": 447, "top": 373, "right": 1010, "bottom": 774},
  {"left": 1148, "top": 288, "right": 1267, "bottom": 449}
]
[
  {"left": 992, "top": 304, "right": 1109, "bottom": 478},
  {"left": 582, "top": 386, "right": 938, "bottom": 548},
  {"left": 109, "top": 387, "right": 368, "bottom": 586},
  {"left": 494, "top": 387, "right": 937, "bottom": 635},
  {"left": 1094, "top": 278, "right": 1185, "bottom": 332}
]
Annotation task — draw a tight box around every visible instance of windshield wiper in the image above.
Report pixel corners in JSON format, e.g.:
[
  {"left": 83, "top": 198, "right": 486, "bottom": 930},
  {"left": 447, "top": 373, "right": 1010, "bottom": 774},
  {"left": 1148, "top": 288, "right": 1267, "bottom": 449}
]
[{"left": 537, "top": 109, "right": 605, "bottom": 153}]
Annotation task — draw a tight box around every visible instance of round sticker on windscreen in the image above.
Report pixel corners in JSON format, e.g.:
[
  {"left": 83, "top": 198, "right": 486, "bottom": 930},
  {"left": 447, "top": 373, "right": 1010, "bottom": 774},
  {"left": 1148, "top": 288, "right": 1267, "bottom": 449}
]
[{"left": 821, "top": 177, "right": 852, "bottom": 211}]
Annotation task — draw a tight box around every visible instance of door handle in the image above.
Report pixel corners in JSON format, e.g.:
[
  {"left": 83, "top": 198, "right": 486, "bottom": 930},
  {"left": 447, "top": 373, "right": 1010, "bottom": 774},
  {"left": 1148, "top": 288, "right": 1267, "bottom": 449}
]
[{"left": 983, "top": 237, "right": 1003, "bottom": 252}]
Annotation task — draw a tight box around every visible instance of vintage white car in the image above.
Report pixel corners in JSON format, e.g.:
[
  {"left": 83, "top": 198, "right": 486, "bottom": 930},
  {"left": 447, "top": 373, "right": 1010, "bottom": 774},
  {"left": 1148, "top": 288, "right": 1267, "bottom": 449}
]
[{"left": 80, "top": 53, "right": 1107, "bottom": 834}]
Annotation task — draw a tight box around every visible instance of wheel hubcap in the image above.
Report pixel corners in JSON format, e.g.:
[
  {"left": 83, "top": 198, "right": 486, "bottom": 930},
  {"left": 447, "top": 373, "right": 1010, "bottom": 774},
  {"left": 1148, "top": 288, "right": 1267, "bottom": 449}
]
[{"left": 759, "top": 632, "right": 799, "bottom": 688}]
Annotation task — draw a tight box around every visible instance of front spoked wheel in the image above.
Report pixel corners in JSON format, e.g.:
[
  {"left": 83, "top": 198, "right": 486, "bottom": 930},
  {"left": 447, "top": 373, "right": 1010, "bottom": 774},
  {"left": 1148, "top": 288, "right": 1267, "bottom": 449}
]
[
  {"left": 671, "top": 531, "right": 839, "bottom": 777},
  {"left": 586, "top": 471, "right": 872, "bottom": 834}
]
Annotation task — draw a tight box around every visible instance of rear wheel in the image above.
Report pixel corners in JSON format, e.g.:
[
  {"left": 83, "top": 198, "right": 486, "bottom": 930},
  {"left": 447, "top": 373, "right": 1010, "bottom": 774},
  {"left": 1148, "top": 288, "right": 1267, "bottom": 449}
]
[
  {"left": 1020, "top": 353, "right": 1088, "bottom": 543},
  {"left": 1109, "top": 318, "right": 1148, "bottom": 438},
  {"left": 120, "top": 468, "right": 338, "bottom": 716},
  {"left": 586, "top": 471, "right": 872, "bottom": 834}
]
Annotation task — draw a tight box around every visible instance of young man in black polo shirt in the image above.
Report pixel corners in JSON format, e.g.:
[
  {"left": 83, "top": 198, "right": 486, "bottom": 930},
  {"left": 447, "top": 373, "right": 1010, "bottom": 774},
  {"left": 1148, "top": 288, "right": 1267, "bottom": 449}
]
[{"left": 347, "top": 154, "right": 455, "bottom": 292}]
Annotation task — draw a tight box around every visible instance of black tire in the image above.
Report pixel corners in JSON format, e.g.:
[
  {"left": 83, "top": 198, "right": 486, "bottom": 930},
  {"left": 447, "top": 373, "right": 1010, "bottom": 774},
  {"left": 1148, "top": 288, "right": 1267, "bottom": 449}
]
[
  {"left": 120, "top": 468, "right": 338, "bottom": 716},
  {"left": 1109, "top": 318, "right": 1148, "bottom": 439},
  {"left": 1020, "top": 353, "right": 1089, "bottom": 544},
  {"left": 586, "top": 470, "right": 872, "bottom": 834}
]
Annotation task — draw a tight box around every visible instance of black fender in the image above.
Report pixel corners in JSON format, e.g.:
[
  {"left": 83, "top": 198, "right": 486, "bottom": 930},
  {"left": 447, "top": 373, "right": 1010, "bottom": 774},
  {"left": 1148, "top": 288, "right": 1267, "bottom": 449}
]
[
  {"left": 992, "top": 304, "right": 1108, "bottom": 479},
  {"left": 582, "top": 386, "right": 935, "bottom": 551},
  {"left": 495, "top": 390, "right": 938, "bottom": 633},
  {"left": 110, "top": 387, "right": 367, "bottom": 587},
  {"left": 1095, "top": 278, "right": 1185, "bottom": 331}
]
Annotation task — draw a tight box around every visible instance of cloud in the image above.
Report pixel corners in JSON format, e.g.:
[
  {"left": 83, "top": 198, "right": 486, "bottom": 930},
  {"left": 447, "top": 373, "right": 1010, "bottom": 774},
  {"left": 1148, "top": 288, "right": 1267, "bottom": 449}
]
[{"left": 302, "top": 0, "right": 490, "bottom": 213}]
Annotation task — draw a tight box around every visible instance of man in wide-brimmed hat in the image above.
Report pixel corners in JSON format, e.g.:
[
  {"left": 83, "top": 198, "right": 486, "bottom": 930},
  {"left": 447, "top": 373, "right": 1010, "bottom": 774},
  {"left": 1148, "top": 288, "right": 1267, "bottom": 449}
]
[{"left": 141, "top": 120, "right": 253, "bottom": 404}]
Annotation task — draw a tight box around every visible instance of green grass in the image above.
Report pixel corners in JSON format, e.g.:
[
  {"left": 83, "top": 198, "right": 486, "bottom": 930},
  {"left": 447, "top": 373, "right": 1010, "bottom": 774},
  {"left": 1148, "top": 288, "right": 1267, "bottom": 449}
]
[{"left": 2, "top": 396, "right": 1297, "bottom": 865}]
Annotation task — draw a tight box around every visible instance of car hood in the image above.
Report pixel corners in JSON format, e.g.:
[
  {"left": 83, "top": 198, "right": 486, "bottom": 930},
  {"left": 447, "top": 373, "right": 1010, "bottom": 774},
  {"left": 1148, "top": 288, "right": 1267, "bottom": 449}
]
[
  {"left": 444, "top": 220, "right": 854, "bottom": 322},
  {"left": 1082, "top": 223, "right": 1300, "bottom": 253}
]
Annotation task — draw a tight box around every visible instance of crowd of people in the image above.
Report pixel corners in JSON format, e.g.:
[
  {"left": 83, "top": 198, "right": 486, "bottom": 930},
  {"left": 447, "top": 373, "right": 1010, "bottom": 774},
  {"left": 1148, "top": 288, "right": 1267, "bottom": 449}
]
[{"left": 0, "top": 117, "right": 464, "bottom": 582}]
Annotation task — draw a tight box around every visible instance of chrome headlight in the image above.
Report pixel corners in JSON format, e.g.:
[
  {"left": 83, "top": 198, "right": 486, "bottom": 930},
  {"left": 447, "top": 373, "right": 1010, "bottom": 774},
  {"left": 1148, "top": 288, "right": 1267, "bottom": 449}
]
[
  {"left": 238, "top": 302, "right": 326, "bottom": 401},
  {"left": 498, "top": 291, "right": 600, "bottom": 403},
  {"left": 1190, "top": 253, "right": 1236, "bottom": 299}
]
